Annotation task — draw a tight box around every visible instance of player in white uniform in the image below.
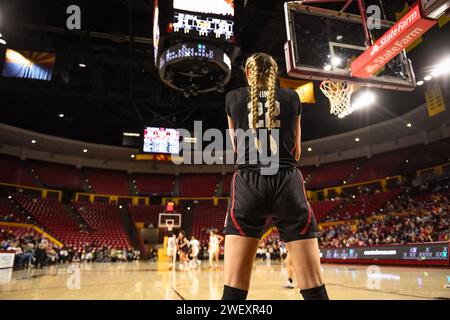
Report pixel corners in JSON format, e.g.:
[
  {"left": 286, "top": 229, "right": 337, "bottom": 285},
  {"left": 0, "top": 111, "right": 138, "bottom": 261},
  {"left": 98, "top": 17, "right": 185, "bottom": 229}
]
[
  {"left": 167, "top": 233, "right": 177, "bottom": 270},
  {"left": 208, "top": 230, "right": 224, "bottom": 269},
  {"left": 189, "top": 236, "right": 201, "bottom": 268}
]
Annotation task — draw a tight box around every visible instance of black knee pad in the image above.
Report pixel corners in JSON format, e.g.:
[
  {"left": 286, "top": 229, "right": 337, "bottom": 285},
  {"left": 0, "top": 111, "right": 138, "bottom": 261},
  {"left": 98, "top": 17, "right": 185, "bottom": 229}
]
[
  {"left": 300, "top": 284, "right": 329, "bottom": 300},
  {"left": 222, "top": 285, "right": 248, "bottom": 300}
]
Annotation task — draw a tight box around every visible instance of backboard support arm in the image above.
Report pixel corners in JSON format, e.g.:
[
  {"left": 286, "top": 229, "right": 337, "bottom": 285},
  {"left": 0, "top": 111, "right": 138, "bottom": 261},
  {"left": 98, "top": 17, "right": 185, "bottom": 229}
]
[
  {"left": 341, "top": 0, "right": 354, "bottom": 12},
  {"left": 357, "top": 0, "right": 373, "bottom": 47}
]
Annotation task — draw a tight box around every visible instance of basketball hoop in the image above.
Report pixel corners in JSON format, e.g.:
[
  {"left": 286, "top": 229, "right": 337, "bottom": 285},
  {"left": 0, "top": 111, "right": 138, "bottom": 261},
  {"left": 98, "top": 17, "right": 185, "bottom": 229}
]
[
  {"left": 320, "top": 79, "right": 358, "bottom": 118},
  {"left": 165, "top": 220, "right": 174, "bottom": 232}
]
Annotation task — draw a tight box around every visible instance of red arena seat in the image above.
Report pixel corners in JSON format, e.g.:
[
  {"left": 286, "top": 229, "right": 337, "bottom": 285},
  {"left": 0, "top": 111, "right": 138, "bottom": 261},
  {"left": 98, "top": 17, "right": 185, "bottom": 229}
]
[
  {"left": 0, "top": 155, "right": 36, "bottom": 187},
  {"left": 30, "top": 160, "right": 83, "bottom": 190},
  {"left": 84, "top": 168, "right": 129, "bottom": 196},
  {"left": 133, "top": 174, "right": 175, "bottom": 195},
  {"left": 179, "top": 174, "right": 220, "bottom": 197}
]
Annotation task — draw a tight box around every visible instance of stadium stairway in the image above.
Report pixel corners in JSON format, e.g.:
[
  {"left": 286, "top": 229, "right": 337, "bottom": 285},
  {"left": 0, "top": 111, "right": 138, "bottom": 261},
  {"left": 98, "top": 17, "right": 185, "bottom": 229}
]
[
  {"left": 345, "top": 166, "right": 360, "bottom": 184},
  {"left": 173, "top": 175, "right": 180, "bottom": 197},
  {"left": 80, "top": 170, "right": 93, "bottom": 193},
  {"left": 215, "top": 174, "right": 225, "bottom": 197},
  {"left": 118, "top": 205, "right": 145, "bottom": 254},
  {"left": 25, "top": 162, "right": 45, "bottom": 188},
  {"left": 63, "top": 203, "right": 91, "bottom": 231},
  {"left": 182, "top": 208, "right": 194, "bottom": 237},
  {"left": 9, "top": 196, "right": 36, "bottom": 224},
  {"left": 318, "top": 200, "right": 345, "bottom": 222},
  {"left": 128, "top": 174, "right": 139, "bottom": 196}
]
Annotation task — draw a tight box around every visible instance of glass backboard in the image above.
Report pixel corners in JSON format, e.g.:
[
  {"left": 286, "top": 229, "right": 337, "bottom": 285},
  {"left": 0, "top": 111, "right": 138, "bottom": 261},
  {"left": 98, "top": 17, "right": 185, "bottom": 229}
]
[{"left": 284, "top": 2, "right": 416, "bottom": 91}]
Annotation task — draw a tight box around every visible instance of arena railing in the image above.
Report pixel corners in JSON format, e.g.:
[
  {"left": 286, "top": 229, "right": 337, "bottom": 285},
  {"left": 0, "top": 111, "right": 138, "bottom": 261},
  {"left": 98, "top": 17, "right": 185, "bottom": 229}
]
[
  {"left": 0, "top": 221, "right": 64, "bottom": 248},
  {"left": 0, "top": 182, "right": 62, "bottom": 202},
  {"left": 74, "top": 192, "right": 149, "bottom": 205}
]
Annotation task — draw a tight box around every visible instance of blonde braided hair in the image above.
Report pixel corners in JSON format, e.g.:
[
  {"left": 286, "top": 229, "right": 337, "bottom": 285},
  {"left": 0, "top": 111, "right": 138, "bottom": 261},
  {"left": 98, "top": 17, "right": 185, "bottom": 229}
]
[{"left": 245, "top": 53, "right": 279, "bottom": 131}]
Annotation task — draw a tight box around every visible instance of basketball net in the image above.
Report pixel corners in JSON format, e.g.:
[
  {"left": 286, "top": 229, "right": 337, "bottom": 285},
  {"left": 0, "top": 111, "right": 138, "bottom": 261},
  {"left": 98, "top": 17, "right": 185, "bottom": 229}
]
[
  {"left": 320, "top": 80, "right": 357, "bottom": 118},
  {"left": 166, "top": 220, "right": 174, "bottom": 232}
]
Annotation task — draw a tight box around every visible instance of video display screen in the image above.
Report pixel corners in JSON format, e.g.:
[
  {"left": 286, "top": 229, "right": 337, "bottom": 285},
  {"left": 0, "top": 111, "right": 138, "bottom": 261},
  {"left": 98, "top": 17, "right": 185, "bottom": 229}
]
[
  {"left": 2, "top": 49, "right": 55, "bottom": 81},
  {"left": 172, "top": 0, "right": 234, "bottom": 42},
  {"left": 143, "top": 127, "right": 180, "bottom": 154},
  {"left": 173, "top": 0, "right": 234, "bottom": 16},
  {"left": 320, "top": 243, "right": 448, "bottom": 261}
]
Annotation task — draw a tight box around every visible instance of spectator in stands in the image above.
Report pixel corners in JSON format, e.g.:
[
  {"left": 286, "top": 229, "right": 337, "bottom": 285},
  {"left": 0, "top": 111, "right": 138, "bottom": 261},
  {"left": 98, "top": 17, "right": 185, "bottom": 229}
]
[
  {"left": 59, "top": 247, "right": 69, "bottom": 263},
  {"left": 135, "top": 248, "right": 142, "bottom": 261},
  {"left": 256, "top": 245, "right": 265, "bottom": 260},
  {"left": 72, "top": 251, "right": 81, "bottom": 262},
  {"left": 127, "top": 247, "right": 134, "bottom": 262},
  {"left": 47, "top": 246, "right": 58, "bottom": 264},
  {"left": 3, "top": 214, "right": 16, "bottom": 222},
  {"left": 318, "top": 191, "right": 449, "bottom": 248},
  {"left": 35, "top": 238, "right": 48, "bottom": 269}
]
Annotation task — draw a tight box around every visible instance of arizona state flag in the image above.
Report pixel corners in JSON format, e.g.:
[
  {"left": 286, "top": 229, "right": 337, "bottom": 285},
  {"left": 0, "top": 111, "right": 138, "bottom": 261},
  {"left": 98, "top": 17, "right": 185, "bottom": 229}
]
[{"left": 279, "top": 77, "right": 316, "bottom": 104}]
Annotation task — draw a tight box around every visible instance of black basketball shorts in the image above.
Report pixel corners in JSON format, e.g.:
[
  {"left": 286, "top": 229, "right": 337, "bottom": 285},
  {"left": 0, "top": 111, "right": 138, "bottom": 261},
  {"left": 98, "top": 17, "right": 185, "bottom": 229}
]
[{"left": 223, "top": 167, "right": 317, "bottom": 243}]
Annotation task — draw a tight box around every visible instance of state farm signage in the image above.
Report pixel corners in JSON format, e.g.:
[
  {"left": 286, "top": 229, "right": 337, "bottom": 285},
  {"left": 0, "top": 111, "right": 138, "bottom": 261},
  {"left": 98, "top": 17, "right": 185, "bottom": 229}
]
[{"left": 351, "top": 4, "right": 436, "bottom": 79}]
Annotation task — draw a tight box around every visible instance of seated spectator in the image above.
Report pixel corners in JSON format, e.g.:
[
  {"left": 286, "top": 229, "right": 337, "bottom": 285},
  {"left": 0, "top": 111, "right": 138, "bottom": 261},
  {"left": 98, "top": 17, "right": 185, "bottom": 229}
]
[{"left": 59, "top": 247, "right": 69, "bottom": 263}]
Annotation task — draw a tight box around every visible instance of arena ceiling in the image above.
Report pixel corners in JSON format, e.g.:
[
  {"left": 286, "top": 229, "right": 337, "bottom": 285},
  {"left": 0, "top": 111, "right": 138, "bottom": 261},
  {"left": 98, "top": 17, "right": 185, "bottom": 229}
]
[{"left": 0, "top": 0, "right": 449, "bottom": 147}]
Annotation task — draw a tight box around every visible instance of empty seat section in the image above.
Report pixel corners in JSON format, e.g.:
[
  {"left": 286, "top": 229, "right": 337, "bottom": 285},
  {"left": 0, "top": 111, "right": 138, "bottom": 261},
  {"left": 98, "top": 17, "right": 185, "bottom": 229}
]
[
  {"left": 310, "top": 200, "right": 342, "bottom": 222},
  {"left": 134, "top": 174, "right": 174, "bottom": 195},
  {"left": 31, "top": 160, "right": 82, "bottom": 190},
  {"left": 307, "top": 158, "right": 361, "bottom": 189},
  {"left": 179, "top": 174, "right": 220, "bottom": 197},
  {"left": 128, "top": 205, "right": 164, "bottom": 225},
  {"left": 298, "top": 166, "right": 316, "bottom": 183},
  {"left": 13, "top": 195, "right": 88, "bottom": 246},
  {"left": 397, "top": 139, "right": 450, "bottom": 174},
  {"left": 191, "top": 203, "right": 227, "bottom": 243},
  {"left": 222, "top": 173, "right": 234, "bottom": 196},
  {"left": 74, "top": 202, "right": 132, "bottom": 248},
  {"left": 350, "top": 151, "right": 409, "bottom": 184},
  {"left": 333, "top": 189, "right": 402, "bottom": 219},
  {"left": 84, "top": 168, "right": 129, "bottom": 196},
  {"left": 0, "top": 155, "right": 35, "bottom": 186}
]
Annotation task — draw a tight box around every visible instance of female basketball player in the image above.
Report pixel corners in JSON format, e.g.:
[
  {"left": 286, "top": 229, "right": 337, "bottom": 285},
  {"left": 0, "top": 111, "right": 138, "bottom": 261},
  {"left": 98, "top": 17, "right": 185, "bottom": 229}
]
[
  {"left": 167, "top": 233, "right": 176, "bottom": 270},
  {"left": 222, "top": 53, "right": 328, "bottom": 300},
  {"left": 176, "top": 231, "right": 190, "bottom": 270},
  {"left": 208, "top": 230, "right": 224, "bottom": 270},
  {"left": 189, "top": 235, "right": 201, "bottom": 267}
]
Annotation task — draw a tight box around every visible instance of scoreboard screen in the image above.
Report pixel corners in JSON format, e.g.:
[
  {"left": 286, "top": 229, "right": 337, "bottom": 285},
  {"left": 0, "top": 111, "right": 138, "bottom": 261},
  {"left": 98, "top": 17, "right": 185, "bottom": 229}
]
[
  {"left": 142, "top": 127, "right": 180, "bottom": 155},
  {"left": 173, "top": 0, "right": 234, "bottom": 16},
  {"left": 172, "top": 0, "right": 235, "bottom": 42}
]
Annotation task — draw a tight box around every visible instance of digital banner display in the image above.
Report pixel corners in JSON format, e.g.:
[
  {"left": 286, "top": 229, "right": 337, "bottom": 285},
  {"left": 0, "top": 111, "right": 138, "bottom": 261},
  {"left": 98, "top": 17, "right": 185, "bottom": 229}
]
[
  {"left": 320, "top": 242, "right": 449, "bottom": 265},
  {"left": 143, "top": 127, "right": 180, "bottom": 155},
  {"left": 159, "top": 43, "right": 231, "bottom": 70},
  {"left": 2, "top": 49, "right": 56, "bottom": 81}
]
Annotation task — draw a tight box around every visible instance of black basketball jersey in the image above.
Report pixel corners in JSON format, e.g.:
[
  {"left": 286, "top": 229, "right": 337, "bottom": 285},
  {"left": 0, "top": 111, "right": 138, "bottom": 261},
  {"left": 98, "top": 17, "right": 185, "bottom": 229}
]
[{"left": 225, "top": 87, "right": 302, "bottom": 172}]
